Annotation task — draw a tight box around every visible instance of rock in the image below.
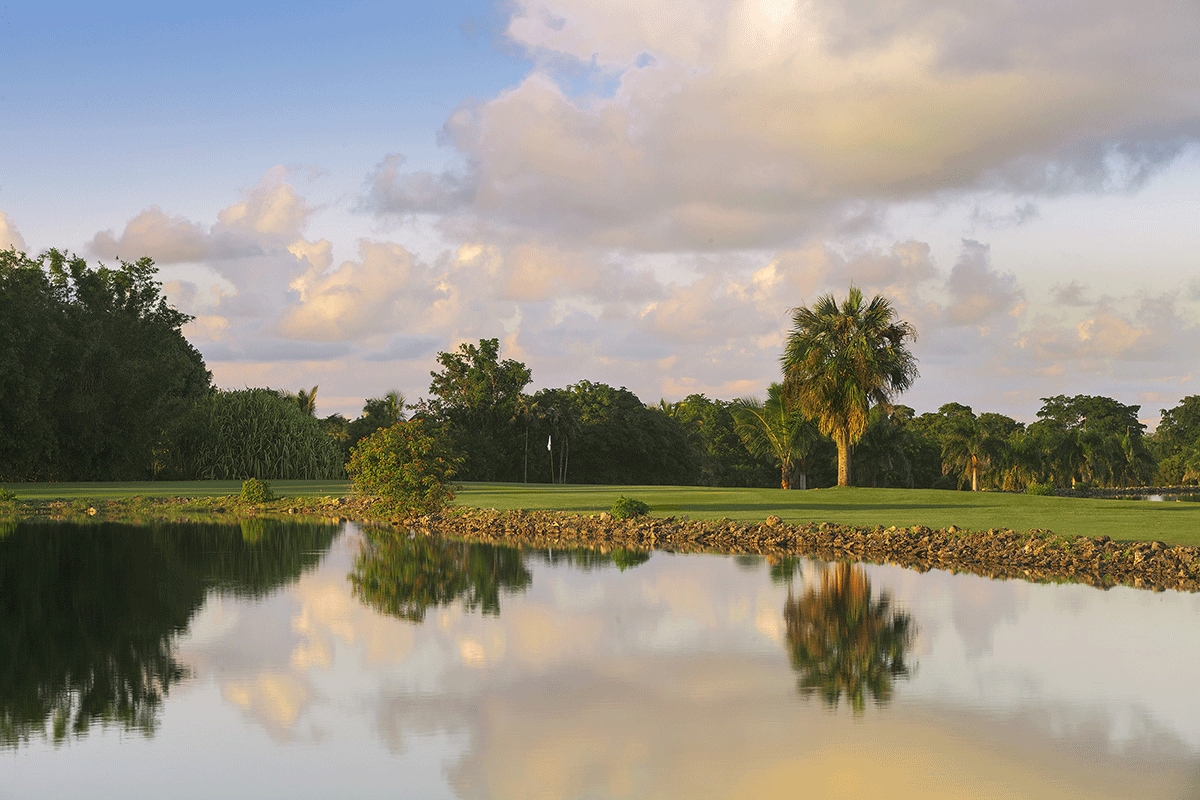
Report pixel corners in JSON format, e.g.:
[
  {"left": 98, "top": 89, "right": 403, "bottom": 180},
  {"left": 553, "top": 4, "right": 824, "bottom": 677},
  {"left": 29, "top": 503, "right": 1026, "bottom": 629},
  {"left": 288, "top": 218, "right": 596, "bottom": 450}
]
[
  {"left": 599, "top": 512, "right": 612, "bottom": 521},
  {"left": 765, "top": 515, "right": 782, "bottom": 527}
]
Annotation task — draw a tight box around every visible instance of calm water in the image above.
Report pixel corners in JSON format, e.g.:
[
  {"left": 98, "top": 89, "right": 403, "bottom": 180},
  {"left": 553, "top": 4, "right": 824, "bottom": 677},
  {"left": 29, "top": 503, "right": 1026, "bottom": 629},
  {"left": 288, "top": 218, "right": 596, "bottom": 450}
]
[{"left": 3, "top": 520, "right": 1200, "bottom": 799}]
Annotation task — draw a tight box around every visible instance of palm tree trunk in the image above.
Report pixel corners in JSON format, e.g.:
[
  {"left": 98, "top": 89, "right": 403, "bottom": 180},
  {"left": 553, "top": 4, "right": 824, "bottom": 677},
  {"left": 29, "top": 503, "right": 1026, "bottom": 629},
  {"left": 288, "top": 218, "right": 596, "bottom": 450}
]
[
  {"left": 971, "top": 462, "right": 978, "bottom": 492},
  {"left": 836, "top": 433, "right": 851, "bottom": 487},
  {"left": 797, "top": 471, "right": 807, "bottom": 490},
  {"left": 781, "top": 462, "right": 791, "bottom": 490}
]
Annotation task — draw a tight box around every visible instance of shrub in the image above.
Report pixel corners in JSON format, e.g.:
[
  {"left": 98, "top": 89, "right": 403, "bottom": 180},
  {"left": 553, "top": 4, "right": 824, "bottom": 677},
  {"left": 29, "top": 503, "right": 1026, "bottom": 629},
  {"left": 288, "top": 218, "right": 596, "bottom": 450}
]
[
  {"left": 239, "top": 478, "right": 276, "bottom": 504},
  {"left": 0, "top": 488, "right": 17, "bottom": 503},
  {"left": 346, "top": 420, "right": 459, "bottom": 520},
  {"left": 1025, "top": 481, "right": 1054, "bottom": 496},
  {"left": 610, "top": 496, "right": 650, "bottom": 519}
]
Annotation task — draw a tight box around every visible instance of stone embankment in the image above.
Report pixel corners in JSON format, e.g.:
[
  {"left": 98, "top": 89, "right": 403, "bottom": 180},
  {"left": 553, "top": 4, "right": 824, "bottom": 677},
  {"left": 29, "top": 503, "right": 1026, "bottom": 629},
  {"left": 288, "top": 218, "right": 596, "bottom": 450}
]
[{"left": 412, "top": 508, "right": 1200, "bottom": 593}]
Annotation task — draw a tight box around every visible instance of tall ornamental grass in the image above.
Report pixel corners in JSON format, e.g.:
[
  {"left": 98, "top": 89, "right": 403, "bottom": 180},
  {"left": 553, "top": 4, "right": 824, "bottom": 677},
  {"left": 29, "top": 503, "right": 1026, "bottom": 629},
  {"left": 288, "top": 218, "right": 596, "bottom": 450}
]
[{"left": 165, "top": 389, "right": 341, "bottom": 480}]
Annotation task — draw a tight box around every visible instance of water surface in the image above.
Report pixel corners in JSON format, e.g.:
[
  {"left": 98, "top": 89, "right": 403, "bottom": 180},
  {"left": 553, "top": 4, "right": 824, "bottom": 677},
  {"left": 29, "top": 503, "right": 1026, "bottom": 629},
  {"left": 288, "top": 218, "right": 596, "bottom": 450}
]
[{"left": 3, "top": 520, "right": 1199, "bottom": 799}]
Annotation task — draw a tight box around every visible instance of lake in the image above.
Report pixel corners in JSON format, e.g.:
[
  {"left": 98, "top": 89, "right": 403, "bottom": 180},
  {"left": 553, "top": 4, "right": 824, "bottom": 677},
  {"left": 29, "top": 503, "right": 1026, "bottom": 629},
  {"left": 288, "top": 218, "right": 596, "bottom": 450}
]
[{"left": 3, "top": 520, "right": 1199, "bottom": 799}]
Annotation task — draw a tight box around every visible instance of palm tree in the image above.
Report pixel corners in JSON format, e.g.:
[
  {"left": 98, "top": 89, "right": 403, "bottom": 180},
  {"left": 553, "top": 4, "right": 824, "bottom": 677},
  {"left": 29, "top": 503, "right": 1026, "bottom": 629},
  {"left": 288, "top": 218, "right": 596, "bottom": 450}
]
[
  {"left": 731, "top": 383, "right": 819, "bottom": 489},
  {"left": 781, "top": 287, "right": 918, "bottom": 486},
  {"left": 296, "top": 385, "right": 319, "bottom": 417}
]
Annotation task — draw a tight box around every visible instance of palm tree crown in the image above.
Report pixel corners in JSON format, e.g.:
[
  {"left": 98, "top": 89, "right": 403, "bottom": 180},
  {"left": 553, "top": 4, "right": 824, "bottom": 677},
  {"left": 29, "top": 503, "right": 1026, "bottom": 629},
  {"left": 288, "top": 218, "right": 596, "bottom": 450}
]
[{"left": 782, "top": 287, "right": 918, "bottom": 486}]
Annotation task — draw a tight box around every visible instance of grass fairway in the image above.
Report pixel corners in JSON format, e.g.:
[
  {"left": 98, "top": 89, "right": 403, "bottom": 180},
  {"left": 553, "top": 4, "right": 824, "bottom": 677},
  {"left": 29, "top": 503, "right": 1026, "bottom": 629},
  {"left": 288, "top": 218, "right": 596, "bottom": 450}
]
[
  {"left": 4, "top": 480, "right": 1199, "bottom": 546},
  {"left": 457, "top": 483, "right": 1200, "bottom": 546}
]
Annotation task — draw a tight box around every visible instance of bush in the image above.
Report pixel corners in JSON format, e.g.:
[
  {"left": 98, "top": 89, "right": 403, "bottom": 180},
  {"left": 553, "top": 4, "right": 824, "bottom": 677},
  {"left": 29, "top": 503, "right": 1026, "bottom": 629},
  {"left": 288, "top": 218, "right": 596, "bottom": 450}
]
[
  {"left": 239, "top": 478, "right": 275, "bottom": 504},
  {"left": 1025, "top": 481, "right": 1054, "bottom": 496},
  {"left": 610, "top": 496, "right": 650, "bottom": 519},
  {"left": 346, "top": 420, "right": 459, "bottom": 520},
  {"left": 0, "top": 488, "right": 17, "bottom": 504}
]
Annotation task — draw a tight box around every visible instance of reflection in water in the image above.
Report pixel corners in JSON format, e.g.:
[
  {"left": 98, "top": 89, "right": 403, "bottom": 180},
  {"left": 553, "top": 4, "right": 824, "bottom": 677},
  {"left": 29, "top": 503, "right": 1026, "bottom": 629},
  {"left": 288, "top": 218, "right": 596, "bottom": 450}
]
[
  {"left": 784, "top": 562, "right": 916, "bottom": 713},
  {"left": 0, "top": 520, "right": 337, "bottom": 747},
  {"left": 529, "top": 545, "right": 651, "bottom": 572},
  {"left": 350, "top": 535, "right": 654, "bottom": 624},
  {"left": 351, "top": 533, "right": 532, "bottom": 622}
]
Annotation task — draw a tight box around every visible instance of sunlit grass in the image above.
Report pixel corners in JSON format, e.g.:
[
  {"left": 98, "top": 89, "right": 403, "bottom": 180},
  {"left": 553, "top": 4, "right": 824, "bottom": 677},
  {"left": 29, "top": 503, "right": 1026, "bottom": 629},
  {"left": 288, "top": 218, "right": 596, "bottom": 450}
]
[{"left": 4, "top": 480, "right": 1199, "bottom": 545}]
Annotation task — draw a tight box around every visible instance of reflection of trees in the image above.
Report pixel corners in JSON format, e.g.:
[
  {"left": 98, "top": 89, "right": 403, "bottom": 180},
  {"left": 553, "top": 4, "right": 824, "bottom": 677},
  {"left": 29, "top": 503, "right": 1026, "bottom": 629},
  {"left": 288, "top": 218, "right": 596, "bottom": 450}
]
[
  {"left": 351, "top": 535, "right": 532, "bottom": 622},
  {"left": 783, "top": 562, "right": 915, "bottom": 713},
  {"left": 0, "top": 520, "right": 337, "bottom": 747},
  {"left": 529, "top": 546, "right": 651, "bottom": 572}
]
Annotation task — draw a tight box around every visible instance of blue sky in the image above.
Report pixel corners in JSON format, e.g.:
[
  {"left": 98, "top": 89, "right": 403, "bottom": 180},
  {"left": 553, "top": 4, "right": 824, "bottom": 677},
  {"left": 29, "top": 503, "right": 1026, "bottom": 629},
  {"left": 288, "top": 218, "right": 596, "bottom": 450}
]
[{"left": 3, "top": 1, "right": 1200, "bottom": 422}]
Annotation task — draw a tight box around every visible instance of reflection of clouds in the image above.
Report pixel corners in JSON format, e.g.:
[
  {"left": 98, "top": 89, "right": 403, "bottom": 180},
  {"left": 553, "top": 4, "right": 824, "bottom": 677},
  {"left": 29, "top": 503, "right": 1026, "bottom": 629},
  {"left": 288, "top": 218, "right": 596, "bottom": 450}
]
[
  {"left": 172, "top": 530, "right": 1200, "bottom": 797},
  {"left": 221, "top": 673, "right": 311, "bottom": 738}
]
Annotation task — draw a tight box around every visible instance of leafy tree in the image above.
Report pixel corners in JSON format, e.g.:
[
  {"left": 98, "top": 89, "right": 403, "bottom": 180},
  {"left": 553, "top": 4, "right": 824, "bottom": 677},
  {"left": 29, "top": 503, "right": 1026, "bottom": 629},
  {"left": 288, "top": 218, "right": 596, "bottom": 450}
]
[
  {"left": 1151, "top": 396, "right": 1200, "bottom": 485},
  {"left": 660, "top": 395, "right": 776, "bottom": 487},
  {"left": 0, "top": 249, "right": 211, "bottom": 480},
  {"left": 731, "top": 383, "right": 821, "bottom": 489},
  {"left": 346, "top": 420, "right": 460, "bottom": 519},
  {"left": 922, "top": 403, "right": 1018, "bottom": 491},
  {"left": 783, "top": 562, "right": 916, "bottom": 714},
  {"left": 164, "top": 388, "right": 341, "bottom": 480},
  {"left": 782, "top": 287, "right": 919, "bottom": 486},
  {"left": 427, "top": 339, "right": 532, "bottom": 481},
  {"left": 1026, "top": 395, "right": 1151, "bottom": 488},
  {"left": 350, "top": 534, "right": 531, "bottom": 622},
  {"left": 528, "top": 382, "right": 699, "bottom": 484}
]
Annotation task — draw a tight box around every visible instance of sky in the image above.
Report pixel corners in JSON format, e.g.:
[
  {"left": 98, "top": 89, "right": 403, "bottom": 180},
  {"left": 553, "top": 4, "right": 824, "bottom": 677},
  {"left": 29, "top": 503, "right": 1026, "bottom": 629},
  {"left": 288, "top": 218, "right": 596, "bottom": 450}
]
[{"left": 2, "top": 0, "right": 1200, "bottom": 423}]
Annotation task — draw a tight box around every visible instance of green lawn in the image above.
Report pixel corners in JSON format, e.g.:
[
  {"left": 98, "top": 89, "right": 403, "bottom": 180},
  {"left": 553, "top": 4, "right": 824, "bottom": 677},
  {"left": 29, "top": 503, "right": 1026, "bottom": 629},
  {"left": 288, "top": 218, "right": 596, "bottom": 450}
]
[{"left": 4, "top": 480, "right": 1199, "bottom": 546}]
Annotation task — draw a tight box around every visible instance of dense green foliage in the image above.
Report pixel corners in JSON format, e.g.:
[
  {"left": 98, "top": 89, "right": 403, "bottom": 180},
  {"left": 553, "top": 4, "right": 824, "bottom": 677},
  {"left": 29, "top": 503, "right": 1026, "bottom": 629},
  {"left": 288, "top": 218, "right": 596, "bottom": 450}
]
[
  {"left": 425, "top": 339, "right": 532, "bottom": 481},
  {"left": 526, "top": 381, "right": 699, "bottom": 485},
  {"left": 1150, "top": 395, "right": 1200, "bottom": 485},
  {"left": 346, "top": 420, "right": 459, "bottom": 518},
  {"left": 0, "top": 249, "right": 211, "bottom": 481},
  {"left": 0, "top": 520, "right": 337, "bottom": 746},
  {"left": 163, "top": 388, "right": 341, "bottom": 480},
  {"left": 782, "top": 288, "right": 919, "bottom": 486},
  {"left": 660, "top": 394, "right": 777, "bottom": 486}
]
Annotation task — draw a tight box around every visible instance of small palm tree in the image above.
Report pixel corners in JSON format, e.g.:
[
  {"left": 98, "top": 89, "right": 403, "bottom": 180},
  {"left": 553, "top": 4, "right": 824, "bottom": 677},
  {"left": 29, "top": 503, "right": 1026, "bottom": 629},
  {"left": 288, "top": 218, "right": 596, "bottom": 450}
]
[
  {"left": 782, "top": 287, "right": 918, "bottom": 486},
  {"left": 732, "top": 383, "right": 819, "bottom": 489},
  {"left": 296, "top": 385, "right": 319, "bottom": 417}
]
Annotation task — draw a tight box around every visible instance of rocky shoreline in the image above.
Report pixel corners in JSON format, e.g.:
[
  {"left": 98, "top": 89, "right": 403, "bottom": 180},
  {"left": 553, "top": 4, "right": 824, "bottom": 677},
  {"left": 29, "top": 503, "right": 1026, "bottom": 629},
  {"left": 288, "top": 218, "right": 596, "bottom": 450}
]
[
  {"left": 411, "top": 508, "right": 1200, "bottom": 594},
  {"left": 6, "top": 495, "right": 1199, "bottom": 593}
]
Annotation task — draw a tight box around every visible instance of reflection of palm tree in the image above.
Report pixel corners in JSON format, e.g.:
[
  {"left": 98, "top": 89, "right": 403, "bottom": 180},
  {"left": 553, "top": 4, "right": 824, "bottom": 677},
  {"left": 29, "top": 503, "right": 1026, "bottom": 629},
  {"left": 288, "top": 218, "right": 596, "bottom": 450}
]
[
  {"left": 783, "top": 562, "right": 915, "bottom": 713},
  {"left": 351, "top": 535, "right": 532, "bottom": 622}
]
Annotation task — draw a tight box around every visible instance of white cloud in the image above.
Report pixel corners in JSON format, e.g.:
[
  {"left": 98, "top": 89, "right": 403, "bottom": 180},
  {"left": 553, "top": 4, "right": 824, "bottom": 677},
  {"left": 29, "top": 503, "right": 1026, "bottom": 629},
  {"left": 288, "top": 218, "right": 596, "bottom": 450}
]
[
  {"left": 0, "top": 211, "right": 26, "bottom": 252},
  {"left": 364, "top": 0, "right": 1200, "bottom": 250}
]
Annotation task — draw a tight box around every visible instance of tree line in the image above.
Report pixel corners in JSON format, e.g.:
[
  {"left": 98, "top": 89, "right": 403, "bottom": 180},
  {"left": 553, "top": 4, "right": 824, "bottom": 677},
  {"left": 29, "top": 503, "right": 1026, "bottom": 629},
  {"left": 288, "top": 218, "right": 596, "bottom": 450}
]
[{"left": 4, "top": 250, "right": 1200, "bottom": 490}]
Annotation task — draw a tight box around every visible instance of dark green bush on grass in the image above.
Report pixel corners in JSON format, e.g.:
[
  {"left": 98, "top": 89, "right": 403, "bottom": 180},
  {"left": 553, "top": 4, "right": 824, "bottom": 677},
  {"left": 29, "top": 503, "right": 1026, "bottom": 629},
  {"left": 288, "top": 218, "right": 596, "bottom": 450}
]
[
  {"left": 346, "top": 420, "right": 459, "bottom": 520},
  {"left": 1025, "top": 481, "right": 1054, "bottom": 496},
  {"left": 239, "top": 478, "right": 275, "bottom": 504},
  {"left": 611, "top": 496, "right": 650, "bottom": 519},
  {"left": 0, "top": 488, "right": 17, "bottom": 504}
]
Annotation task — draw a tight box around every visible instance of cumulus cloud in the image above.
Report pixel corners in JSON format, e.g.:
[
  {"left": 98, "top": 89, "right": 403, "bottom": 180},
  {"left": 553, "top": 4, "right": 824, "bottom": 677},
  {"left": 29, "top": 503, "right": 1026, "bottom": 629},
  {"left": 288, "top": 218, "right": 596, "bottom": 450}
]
[
  {"left": 91, "top": 207, "right": 210, "bottom": 263},
  {"left": 361, "top": 0, "right": 1200, "bottom": 250},
  {"left": 0, "top": 211, "right": 26, "bottom": 252},
  {"left": 944, "top": 241, "right": 1025, "bottom": 325}
]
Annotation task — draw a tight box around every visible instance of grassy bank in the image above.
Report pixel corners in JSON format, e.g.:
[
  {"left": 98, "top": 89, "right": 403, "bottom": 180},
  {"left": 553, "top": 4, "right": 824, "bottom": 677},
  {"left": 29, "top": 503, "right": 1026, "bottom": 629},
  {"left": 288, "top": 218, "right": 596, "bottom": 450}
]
[{"left": 4, "top": 480, "right": 1199, "bottom": 545}]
